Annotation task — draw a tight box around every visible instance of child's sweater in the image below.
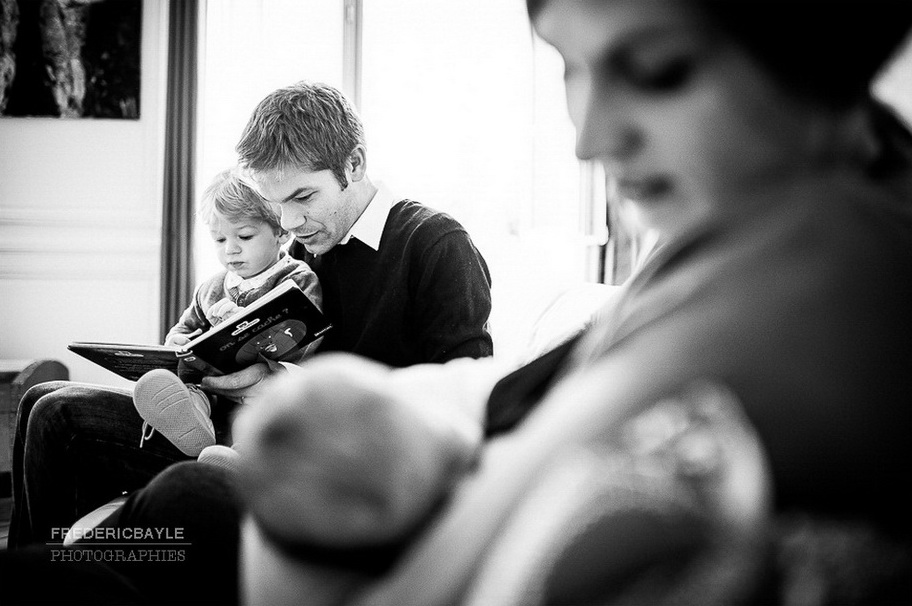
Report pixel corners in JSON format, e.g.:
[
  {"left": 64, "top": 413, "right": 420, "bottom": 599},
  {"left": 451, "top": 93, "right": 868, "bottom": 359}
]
[{"left": 166, "top": 251, "right": 322, "bottom": 343}]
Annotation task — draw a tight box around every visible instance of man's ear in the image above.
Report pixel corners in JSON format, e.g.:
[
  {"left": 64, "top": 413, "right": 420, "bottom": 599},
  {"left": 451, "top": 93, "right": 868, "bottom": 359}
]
[{"left": 347, "top": 145, "right": 368, "bottom": 182}]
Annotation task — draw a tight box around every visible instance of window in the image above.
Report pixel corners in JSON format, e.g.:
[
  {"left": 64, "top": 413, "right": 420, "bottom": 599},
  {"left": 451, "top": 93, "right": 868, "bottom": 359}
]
[{"left": 196, "top": 0, "right": 606, "bottom": 358}]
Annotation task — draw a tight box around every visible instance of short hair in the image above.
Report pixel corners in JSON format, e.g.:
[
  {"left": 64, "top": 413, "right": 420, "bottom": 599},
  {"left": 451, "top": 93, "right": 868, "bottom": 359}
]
[
  {"left": 235, "top": 81, "right": 365, "bottom": 189},
  {"left": 198, "top": 168, "right": 284, "bottom": 234},
  {"left": 526, "top": 0, "right": 912, "bottom": 108}
]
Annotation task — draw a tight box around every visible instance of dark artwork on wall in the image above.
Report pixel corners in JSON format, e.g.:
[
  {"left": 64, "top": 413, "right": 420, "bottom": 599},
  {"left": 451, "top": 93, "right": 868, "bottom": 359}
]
[{"left": 0, "top": 0, "right": 142, "bottom": 119}]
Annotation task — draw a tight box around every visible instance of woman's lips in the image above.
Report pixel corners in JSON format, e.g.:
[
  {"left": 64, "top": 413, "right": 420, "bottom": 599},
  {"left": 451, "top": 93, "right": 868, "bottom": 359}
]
[{"left": 616, "top": 176, "right": 671, "bottom": 201}]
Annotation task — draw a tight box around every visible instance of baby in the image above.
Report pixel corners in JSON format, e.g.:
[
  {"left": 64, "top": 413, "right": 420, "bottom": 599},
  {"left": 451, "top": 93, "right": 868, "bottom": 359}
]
[{"left": 133, "top": 167, "right": 322, "bottom": 458}]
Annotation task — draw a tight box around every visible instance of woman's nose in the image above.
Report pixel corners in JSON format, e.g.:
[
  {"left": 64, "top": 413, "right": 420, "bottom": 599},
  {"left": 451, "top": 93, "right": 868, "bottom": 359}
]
[{"left": 572, "top": 83, "right": 643, "bottom": 163}]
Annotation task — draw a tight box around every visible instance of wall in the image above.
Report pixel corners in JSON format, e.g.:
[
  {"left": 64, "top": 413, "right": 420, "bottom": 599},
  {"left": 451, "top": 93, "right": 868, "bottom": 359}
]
[
  {"left": 0, "top": 0, "right": 169, "bottom": 388},
  {"left": 0, "top": 6, "right": 910, "bottom": 384}
]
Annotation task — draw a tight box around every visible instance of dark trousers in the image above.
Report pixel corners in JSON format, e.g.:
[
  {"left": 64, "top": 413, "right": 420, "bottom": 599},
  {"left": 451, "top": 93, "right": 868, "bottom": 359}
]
[
  {"left": 1, "top": 462, "right": 241, "bottom": 605},
  {"left": 9, "top": 381, "right": 234, "bottom": 548}
]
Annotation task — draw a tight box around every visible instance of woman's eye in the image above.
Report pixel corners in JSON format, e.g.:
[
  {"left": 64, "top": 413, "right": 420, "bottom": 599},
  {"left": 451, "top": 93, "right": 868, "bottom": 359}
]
[{"left": 613, "top": 53, "right": 695, "bottom": 92}]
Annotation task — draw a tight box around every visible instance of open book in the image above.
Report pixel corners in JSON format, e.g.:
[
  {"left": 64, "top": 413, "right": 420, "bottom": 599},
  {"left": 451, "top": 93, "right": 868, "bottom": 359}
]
[{"left": 68, "top": 280, "right": 332, "bottom": 382}]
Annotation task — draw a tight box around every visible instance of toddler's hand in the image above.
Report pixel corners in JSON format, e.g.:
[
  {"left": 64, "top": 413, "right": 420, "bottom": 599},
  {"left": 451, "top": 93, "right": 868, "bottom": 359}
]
[
  {"left": 207, "top": 298, "right": 244, "bottom": 325},
  {"left": 165, "top": 329, "right": 203, "bottom": 347}
]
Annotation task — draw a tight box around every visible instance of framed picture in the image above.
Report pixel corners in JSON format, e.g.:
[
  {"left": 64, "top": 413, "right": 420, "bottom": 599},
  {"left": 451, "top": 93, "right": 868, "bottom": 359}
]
[{"left": 0, "top": 0, "right": 142, "bottom": 119}]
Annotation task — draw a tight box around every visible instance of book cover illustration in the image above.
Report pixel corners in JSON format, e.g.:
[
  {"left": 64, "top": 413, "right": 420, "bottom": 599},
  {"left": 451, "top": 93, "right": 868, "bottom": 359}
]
[{"left": 182, "top": 280, "right": 331, "bottom": 375}]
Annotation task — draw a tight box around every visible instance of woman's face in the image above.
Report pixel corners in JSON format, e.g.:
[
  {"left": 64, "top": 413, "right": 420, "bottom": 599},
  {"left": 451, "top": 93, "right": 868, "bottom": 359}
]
[{"left": 534, "top": 0, "right": 826, "bottom": 238}]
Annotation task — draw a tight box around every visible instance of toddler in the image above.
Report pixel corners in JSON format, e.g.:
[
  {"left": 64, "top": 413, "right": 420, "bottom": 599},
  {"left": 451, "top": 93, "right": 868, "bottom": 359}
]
[{"left": 133, "top": 167, "right": 322, "bottom": 457}]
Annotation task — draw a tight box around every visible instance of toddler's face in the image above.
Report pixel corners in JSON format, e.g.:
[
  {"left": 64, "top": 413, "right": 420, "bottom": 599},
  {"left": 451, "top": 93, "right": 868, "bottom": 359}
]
[{"left": 209, "top": 215, "right": 285, "bottom": 279}]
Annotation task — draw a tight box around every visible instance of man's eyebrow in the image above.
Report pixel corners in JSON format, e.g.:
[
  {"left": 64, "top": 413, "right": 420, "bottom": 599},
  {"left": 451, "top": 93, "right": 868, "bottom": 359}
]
[{"left": 282, "top": 187, "right": 313, "bottom": 203}]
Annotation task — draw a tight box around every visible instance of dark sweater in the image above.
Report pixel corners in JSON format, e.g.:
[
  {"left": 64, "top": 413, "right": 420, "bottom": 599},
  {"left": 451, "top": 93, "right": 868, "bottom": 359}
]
[{"left": 289, "top": 200, "right": 493, "bottom": 367}]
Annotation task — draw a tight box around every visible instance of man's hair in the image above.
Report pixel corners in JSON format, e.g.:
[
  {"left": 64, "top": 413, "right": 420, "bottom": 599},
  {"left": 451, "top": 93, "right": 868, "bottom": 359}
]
[
  {"left": 236, "top": 81, "right": 365, "bottom": 189},
  {"left": 198, "top": 168, "right": 284, "bottom": 234}
]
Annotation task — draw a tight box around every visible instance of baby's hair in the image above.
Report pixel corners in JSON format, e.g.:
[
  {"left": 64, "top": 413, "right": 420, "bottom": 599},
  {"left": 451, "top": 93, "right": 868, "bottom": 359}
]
[{"left": 198, "top": 168, "right": 284, "bottom": 234}]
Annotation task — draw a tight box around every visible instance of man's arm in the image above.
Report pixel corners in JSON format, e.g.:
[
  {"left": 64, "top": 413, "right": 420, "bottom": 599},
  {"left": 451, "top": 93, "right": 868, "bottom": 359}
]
[{"left": 410, "top": 229, "right": 494, "bottom": 363}]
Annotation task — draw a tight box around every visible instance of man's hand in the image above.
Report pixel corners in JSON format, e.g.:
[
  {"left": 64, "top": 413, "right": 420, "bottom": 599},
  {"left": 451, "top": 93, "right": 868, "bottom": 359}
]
[{"left": 201, "top": 362, "right": 272, "bottom": 402}]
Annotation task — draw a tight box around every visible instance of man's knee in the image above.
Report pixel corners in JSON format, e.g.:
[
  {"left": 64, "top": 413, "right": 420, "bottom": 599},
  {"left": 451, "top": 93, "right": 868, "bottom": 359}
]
[{"left": 17, "top": 381, "right": 71, "bottom": 433}]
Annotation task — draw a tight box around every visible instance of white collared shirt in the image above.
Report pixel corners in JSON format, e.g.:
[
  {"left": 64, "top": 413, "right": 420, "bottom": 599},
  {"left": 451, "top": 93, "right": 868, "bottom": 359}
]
[
  {"left": 223, "top": 250, "right": 296, "bottom": 294},
  {"left": 338, "top": 183, "right": 396, "bottom": 251}
]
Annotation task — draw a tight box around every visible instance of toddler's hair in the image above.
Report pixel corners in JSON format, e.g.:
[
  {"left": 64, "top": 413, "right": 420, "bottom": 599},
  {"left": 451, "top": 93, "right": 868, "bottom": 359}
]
[
  {"left": 236, "top": 81, "right": 364, "bottom": 189},
  {"left": 198, "top": 168, "right": 284, "bottom": 233}
]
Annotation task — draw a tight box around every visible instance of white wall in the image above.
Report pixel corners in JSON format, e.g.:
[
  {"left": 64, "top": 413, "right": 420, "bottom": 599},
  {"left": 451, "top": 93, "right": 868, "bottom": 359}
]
[{"left": 0, "top": 0, "right": 169, "bottom": 388}]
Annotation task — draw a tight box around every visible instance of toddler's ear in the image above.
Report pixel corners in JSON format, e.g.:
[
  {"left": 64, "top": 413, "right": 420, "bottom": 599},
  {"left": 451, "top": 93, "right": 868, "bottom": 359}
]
[{"left": 278, "top": 231, "right": 292, "bottom": 245}]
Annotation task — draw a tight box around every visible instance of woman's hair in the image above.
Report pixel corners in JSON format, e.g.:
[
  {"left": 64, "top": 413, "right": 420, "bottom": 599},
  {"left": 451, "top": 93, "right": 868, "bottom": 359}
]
[
  {"left": 198, "top": 168, "right": 284, "bottom": 233},
  {"left": 235, "top": 81, "right": 365, "bottom": 189},
  {"left": 526, "top": 0, "right": 912, "bottom": 108},
  {"left": 700, "top": 0, "right": 912, "bottom": 108}
]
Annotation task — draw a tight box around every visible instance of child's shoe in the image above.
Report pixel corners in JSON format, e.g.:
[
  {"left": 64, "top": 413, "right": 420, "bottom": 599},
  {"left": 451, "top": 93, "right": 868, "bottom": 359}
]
[
  {"left": 133, "top": 369, "right": 216, "bottom": 456},
  {"left": 198, "top": 444, "right": 241, "bottom": 473}
]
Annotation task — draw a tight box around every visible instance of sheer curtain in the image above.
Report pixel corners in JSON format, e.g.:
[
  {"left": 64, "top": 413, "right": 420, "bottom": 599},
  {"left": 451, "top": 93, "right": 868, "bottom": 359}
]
[{"left": 360, "top": 0, "right": 601, "bottom": 357}]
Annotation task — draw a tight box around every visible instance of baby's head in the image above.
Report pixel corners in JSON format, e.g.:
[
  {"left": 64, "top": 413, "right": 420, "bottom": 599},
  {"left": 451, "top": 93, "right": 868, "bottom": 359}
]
[{"left": 199, "top": 168, "right": 290, "bottom": 279}]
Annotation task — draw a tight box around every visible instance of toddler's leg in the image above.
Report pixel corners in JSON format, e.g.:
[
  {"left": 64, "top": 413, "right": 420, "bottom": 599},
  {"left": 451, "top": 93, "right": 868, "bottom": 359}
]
[
  {"left": 198, "top": 444, "right": 241, "bottom": 473},
  {"left": 133, "top": 369, "right": 216, "bottom": 456},
  {"left": 232, "top": 354, "right": 479, "bottom": 552}
]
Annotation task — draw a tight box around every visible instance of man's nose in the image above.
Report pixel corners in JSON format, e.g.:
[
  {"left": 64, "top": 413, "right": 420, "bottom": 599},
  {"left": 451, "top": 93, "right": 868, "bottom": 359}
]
[{"left": 280, "top": 206, "right": 306, "bottom": 231}]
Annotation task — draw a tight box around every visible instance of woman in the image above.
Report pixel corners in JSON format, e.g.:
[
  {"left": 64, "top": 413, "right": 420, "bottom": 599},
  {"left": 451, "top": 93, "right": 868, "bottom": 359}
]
[
  {"left": 237, "top": 1, "right": 912, "bottom": 603},
  {"left": 4, "top": 1, "right": 912, "bottom": 604}
]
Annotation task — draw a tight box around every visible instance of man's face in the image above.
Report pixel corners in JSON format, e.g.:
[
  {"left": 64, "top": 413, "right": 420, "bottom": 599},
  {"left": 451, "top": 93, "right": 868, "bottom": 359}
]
[{"left": 254, "top": 167, "right": 361, "bottom": 256}]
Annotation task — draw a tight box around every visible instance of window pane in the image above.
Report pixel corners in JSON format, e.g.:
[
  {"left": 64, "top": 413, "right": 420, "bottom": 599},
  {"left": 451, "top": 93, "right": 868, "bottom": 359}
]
[
  {"left": 362, "top": 0, "right": 594, "bottom": 359},
  {"left": 195, "top": 0, "right": 343, "bottom": 279}
]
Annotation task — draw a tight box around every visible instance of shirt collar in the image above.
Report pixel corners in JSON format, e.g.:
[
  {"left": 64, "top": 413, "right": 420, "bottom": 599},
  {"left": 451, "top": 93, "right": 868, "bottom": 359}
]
[
  {"left": 224, "top": 250, "right": 292, "bottom": 293},
  {"left": 338, "top": 183, "right": 395, "bottom": 251}
]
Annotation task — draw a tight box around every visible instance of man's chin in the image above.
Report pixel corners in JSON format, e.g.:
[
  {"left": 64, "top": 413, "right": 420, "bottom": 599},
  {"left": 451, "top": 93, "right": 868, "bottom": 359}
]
[
  {"left": 296, "top": 235, "right": 338, "bottom": 256},
  {"left": 296, "top": 238, "right": 322, "bottom": 255}
]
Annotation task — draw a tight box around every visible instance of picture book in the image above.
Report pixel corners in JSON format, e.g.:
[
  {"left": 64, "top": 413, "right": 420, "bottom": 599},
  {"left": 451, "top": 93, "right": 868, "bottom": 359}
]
[{"left": 68, "top": 280, "right": 332, "bottom": 382}]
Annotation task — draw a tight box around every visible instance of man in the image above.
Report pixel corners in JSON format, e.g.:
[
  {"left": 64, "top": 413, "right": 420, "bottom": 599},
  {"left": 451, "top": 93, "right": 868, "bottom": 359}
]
[
  {"left": 8, "top": 81, "right": 493, "bottom": 550},
  {"left": 203, "top": 82, "right": 492, "bottom": 407}
]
